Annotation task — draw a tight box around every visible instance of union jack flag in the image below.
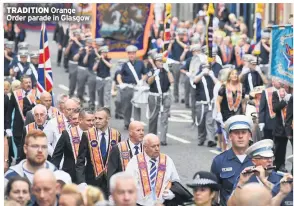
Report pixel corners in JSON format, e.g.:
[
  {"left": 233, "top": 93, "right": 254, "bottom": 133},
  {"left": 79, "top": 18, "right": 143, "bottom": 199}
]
[{"left": 37, "top": 22, "right": 53, "bottom": 98}]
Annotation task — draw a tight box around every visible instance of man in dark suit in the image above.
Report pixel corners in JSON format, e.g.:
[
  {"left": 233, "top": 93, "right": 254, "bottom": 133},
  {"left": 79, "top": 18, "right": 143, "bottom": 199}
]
[
  {"left": 76, "top": 107, "right": 121, "bottom": 197},
  {"left": 285, "top": 95, "right": 293, "bottom": 140},
  {"left": 51, "top": 109, "right": 94, "bottom": 183},
  {"left": 5, "top": 75, "right": 33, "bottom": 162},
  {"left": 272, "top": 87, "right": 292, "bottom": 172},
  {"left": 107, "top": 121, "right": 144, "bottom": 187},
  {"left": 259, "top": 78, "right": 281, "bottom": 140}
]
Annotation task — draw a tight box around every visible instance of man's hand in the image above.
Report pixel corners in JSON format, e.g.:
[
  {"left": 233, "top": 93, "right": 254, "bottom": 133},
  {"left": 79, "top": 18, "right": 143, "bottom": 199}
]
[
  {"left": 5, "top": 129, "right": 12, "bottom": 137},
  {"left": 216, "top": 112, "right": 223, "bottom": 123},
  {"left": 252, "top": 165, "right": 266, "bottom": 181},
  {"left": 162, "top": 189, "right": 175, "bottom": 200},
  {"left": 186, "top": 72, "right": 192, "bottom": 78},
  {"left": 280, "top": 174, "right": 293, "bottom": 195},
  {"left": 208, "top": 70, "right": 215, "bottom": 78},
  {"left": 154, "top": 69, "right": 160, "bottom": 77},
  {"left": 239, "top": 166, "right": 256, "bottom": 185}
]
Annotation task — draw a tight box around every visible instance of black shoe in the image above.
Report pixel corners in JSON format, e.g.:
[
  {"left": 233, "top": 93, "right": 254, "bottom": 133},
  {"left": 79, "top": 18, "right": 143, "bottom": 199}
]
[
  {"left": 65, "top": 69, "right": 69, "bottom": 73},
  {"left": 160, "top": 142, "right": 167, "bottom": 146},
  {"left": 208, "top": 141, "right": 217, "bottom": 147},
  {"left": 198, "top": 142, "right": 204, "bottom": 146},
  {"left": 278, "top": 165, "right": 288, "bottom": 173},
  {"left": 181, "top": 99, "right": 185, "bottom": 104}
]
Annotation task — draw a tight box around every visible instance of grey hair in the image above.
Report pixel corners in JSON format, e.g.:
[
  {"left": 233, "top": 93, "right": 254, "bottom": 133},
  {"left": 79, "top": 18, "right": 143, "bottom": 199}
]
[
  {"left": 109, "top": 172, "right": 136, "bottom": 194},
  {"left": 142, "top": 133, "right": 158, "bottom": 146},
  {"left": 56, "top": 93, "right": 69, "bottom": 105},
  {"left": 71, "top": 97, "right": 81, "bottom": 105},
  {"left": 32, "top": 104, "right": 47, "bottom": 115}
]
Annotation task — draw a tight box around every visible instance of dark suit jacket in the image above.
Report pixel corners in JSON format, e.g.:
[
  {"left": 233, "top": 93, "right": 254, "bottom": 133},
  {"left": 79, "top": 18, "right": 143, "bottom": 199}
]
[
  {"left": 6, "top": 91, "right": 25, "bottom": 137},
  {"left": 24, "top": 110, "right": 34, "bottom": 126},
  {"left": 75, "top": 128, "right": 121, "bottom": 196},
  {"left": 259, "top": 90, "right": 276, "bottom": 130},
  {"left": 51, "top": 130, "right": 78, "bottom": 183},
  {"left": 272, "top": 91, "right": 287, "bottom": 137},
  {"left": 285, "top": 96, "right": 293, "bottom": 137},
  {"left": 23, "top": 96, "right": 35, "bottom": 117},
  {"left": 4, "top": 94, "right": 9, "bottom": 130}
]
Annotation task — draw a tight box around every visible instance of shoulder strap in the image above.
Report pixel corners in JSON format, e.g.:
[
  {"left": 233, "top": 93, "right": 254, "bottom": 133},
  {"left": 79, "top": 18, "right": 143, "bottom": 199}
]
[
  {"left": 13, "top": 89, "right": 25, "bottom": 121},
  {"left": 118, "top": 141, "right": 130, "bottom": 171},
  {"left": 127, "top": 62, "right": 140, "bottom": 84}
]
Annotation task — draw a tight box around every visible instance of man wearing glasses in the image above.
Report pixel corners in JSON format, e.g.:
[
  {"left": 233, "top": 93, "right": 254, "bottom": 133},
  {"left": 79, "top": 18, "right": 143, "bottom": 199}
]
[{"left": 4, "top": 130, "right": 57, "bottom": 188}]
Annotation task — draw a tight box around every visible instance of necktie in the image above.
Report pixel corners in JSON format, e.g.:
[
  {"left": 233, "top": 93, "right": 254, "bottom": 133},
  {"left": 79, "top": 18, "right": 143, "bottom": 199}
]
[
  {"left": 240, "top": 47, "right": 243, "bottom": 58},
  {"left": 150, "top": 158, "right": 157, "bottom": 189},
  {"left": 67, "top": 121, "right": 71, "bottom": 129},
  {"left": 100, "top": 132, "right": 107, "bottom": 158},
  {"left": 226, "top": 46, "right": 229, "bottom": 60},
  {"left": 134, "top": 145, "right": 139, "bottom": 155},
  {"left": 37, "top": 125, "right": 44, "bottom": 130}
]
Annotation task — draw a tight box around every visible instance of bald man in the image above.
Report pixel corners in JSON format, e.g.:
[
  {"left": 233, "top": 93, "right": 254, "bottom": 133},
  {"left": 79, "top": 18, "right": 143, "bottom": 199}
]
[
  {"left": 24, "top": 92, "right": 61, "bottom": 125},
  {"left": 44, "top": 98, "right": 79, "bottom": 158},
  {"left": 233, "top": 183, "right": 272, "bottom": 206},
  {"left": 31, "top": 168, "right": 59, "bottom": 206},
  {"left": 107, "top": 121, "right": 144, "bottom": 188},
  {"left": 126, "top": 134, "right": 180, "bottom": 205}
]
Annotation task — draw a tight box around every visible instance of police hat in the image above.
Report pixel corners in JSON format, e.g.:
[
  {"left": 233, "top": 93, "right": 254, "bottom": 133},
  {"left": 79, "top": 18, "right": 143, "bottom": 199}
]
[
  {"left": 30, "top": 51, "right": 39, "bottom": 58},
  {"left": 243, "top": 54, "right": 253, "bottom": 62},
  {"left": 224, "top": 115, "right": 254, "bottom": 133},
  {"left": 126, "top": 45, "right": 138, "bottom": 53},
  {"left": 187, "top": 171, "right": 220, "bottom": 191},
  {"left": 95, "top": 38, "right": 105, "bottom": 46},
  {"left": 245, "top": 139, "right": 274, "bottom": 158},
  {"left": 249, "top": 85, "right": 266, "bottom": 97},
  {"left": 18, "top": 50, "right": 29, "bottom": 57},
  {"left": 153, "top": 53, "right": 163, "bottom": 61},
  {"left": 176, "top": 28, "right": 187, "bottom": 35},
  {"left": 18, "top": 42, "right": 29, "bottom": 50},
  {"left": 98, "top": 46, "right": 109, "bottom": 53},
  {"left": 190, "top": 44, "right": 201, "bottom": 52},
  {"left": 148, "top": 48, "right": 158, "bottom": 57},
  {"left": 250, "top": 56, "right": 263, "bottom": 65},
  {"left": 5, "top": 41, "right": 15, "bottom": 49},
  {"left": 261, "top": 31, "right": 270, "bottom": 39}
]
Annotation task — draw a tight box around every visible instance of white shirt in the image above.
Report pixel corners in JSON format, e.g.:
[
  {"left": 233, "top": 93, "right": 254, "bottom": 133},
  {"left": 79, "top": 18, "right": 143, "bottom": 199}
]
[
  {"left": 212, "top": 82, "right": 222, "bottom": 119},
  {"left": 126, "top": 153, "right": 180, "bottom": 206},
  {"left": 128, "top": 139, "right": 142, "bottom": 156},
  {"left": 43, "top": 114, "right": 70, "bottom": 157},
  {"left": 77, "top": 126, "right": 84, "bottom": 140},
  {"left": 97, "top": 128, "right": 110, "bottom": 150}
]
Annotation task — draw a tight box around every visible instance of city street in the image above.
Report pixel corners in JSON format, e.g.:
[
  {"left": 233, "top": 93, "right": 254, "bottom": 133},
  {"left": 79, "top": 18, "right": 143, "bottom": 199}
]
[{"left": 25, "top": 30, "right": 293, "bottom": 187}]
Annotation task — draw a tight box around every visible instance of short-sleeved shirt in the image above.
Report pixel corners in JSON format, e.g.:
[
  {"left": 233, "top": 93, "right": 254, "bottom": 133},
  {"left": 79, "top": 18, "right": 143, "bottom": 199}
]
[
  {"left": 15, "top": 62, "right": 30, "bottom": 80},
  {"left": 78, "top": 50, "right": 87, "bottom": 67},
  {"left": 210, "top": 148, "right": 253, "bottom": 205},
  {"left": 243, "top": 71, "right": 264, "bottom": 95},
  {"left": 181, "top": 57, "right": 192, "bottom": 72},
  {"left": 170, "top": 41, "right": 184, "bottom": 61},
  {"left": 218, "top": 84, "right": 245, "bottom": 121},
  {"left": 4, "top": 52, "right": 15, "bottom": 76},
  {"left": 97, "top": 58, "right": 111, "bottom": 78},
  {"left": 272, "top": 182, "right": 293, "bottom": 206},
  {"left": 194, "top": 62, "right": 223, "bottom": 101},
  {"left": 120, "top": 60, "right": 147, "bottom": 84},
  {"left": 87, "top": 51, "right": 97, "bottom": 71},
  {"left": 148, "top": 68, "right": 171, "bottom": 93},
  {"left": 68, "top": 41, "right": 84, "bottom": 61}
]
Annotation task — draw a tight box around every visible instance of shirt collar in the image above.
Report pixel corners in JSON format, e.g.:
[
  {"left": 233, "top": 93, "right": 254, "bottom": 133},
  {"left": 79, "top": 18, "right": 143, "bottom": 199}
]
[
  {"left": 227, "top": 148, "right": 251, "bottom": 163},
  {"left": 144, "top": 152, "right": 159, "bottom": 163},
  {"left": 97, "top": 127, "right": 109, "bottom": 136}
]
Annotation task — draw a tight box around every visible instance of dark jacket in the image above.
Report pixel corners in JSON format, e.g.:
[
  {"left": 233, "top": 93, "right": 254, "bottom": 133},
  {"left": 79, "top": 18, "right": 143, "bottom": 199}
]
[
  {"left": 272, "top": 91, "right": 287, "bottom": 137},
  {"left": 285, "top": 96, "right": 293, "bottom": 137},
  {"left": 259, "top": 89, "right": 276, "bottom": 130}
]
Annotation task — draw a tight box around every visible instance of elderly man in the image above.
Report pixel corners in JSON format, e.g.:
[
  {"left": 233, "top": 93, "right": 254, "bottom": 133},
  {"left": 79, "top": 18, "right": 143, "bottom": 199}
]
[
  {"left": 107, "top": 121, "right": 144, "bottom": 185},
  {"left": 109, "top": 172, "right": 137, "bottom": 206},
  {"left": 31, "top": 168, "right": 59, "bottom": 206},
  {"left": 211, "top": 115, "right": 254, "bottom": 205},
  {"left": 44, "top": 98, "right": 79, "bottom": 158},
  {"left": 25, "top": 91, "right": 61, "bottom": 125},
  {"left": 227, "top": 139, "right": 283, "bottom": 205},
  {"left": 126, "top": 133, "right": 180, "bottom": 205},
  {"left": 56, "top": 93, "right": 70, "bottom": 114}
]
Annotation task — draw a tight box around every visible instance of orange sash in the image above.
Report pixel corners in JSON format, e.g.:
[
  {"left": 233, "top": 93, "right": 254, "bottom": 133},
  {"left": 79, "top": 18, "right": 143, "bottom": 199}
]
[
  {"left": 27, "top": 89, "right": 37, "bottom": 105},
  {"left": 27, "top": 122, "right": 36, "bottom": 133},
  {"left": 220, "top": 44, "right": 232, "bottom": 64},
  {"left": 235, "top": 44, "right": 249, "bottom": 67},
  {"left": 137, "top": 153, "right": 167, "bottom": 198},
  {"left": 281, "top": 107, "right": 287, "bottom": 125},
  {"left": 87, "top": 128, "right": 120, "bottom": 178},
  {"left": 226, "top": 83, "right": 242, "bottom": 112},
  {"left": 265, "top": 87, "right": 276, "bottom": 119},
  {"left": 14, "top": 89, "right": 25, "bottom": 121},
  {"left": 56, "top": 115, "right": 66, "bottom": 134},
  {"left": 118, "top": 141, "right": 130, "bottom": 171},
  {"left": 69, "top": 126, "right": 81, "bottom": 161},
  {"left": 254, "top": 93, "right": 262, "bottom": 114}
]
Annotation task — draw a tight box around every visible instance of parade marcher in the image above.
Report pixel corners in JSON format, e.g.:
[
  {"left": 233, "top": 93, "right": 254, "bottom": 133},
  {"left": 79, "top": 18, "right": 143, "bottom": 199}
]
[
  {"left": 44, "top": 98, "right": 80, "bottom": 158},
  {"left": 186, "top": 171, "right": 220, "bottom": 206},
  {"left": 4, "top": 41, "right": 15, "bottom": 79},
  {"left": 258, "top": 77, "right": 281, "bottom": 140},
  {"left": 11, "top": 50, "right": 31, "bottom": 81},
  {"left": 75, "top": 107, "right": 121, "bottom": 197},
  {"left": 227, "top": 139, "right": 283, "bottom": 205},
  {"left": 76, "top": 37, "right": 94, "bottom": 105},
  {"left": 231, "top": 38, "right": 250, "bottom": 72},
  {"left": 28, "top": 51, "right": 39, "bottom": 88},
  {"left": 31, "top": 168, "right": 59, "bottom": 206},
  {"left": 64, "top": 29, "right": 84, "bottom": 97},
  {"left": 109, "top": 172, "right": 138, "bottom": 206},
  {"left": 9, "top": 42, "right": 30, "bottom": 70},
  {"left": 193, "top": 51, "right": 221, "bottom": 147},
  {"left": 285, "top": 95, "right": 293, "bottom": 141},
  {"left": 147, "top": 53, "right": 174, "bottom": 145},
  {"left": 4, "top": 130, "right": 57, "bottom": 187},
  {"left": 54, "top": 23, "right": 66, "bottom": 67},
  {"left": 272, "top": 87, "right": 292, "bottom": 172},
  {"left": 219, "top": 36, "right": 233, "bottom": 65},
  {"left": 25, "top": 91, "right": 60, "bottom": 125},
  {"left": 113, "top": 59, "right": 126, "bottom": 119},
  {"left": 211, "top": 115, "right": 254, "bottom": 205},
  {"left": 51, "top": 109, "right": 95, "bottom": 183},
  {"left": 94, "top": 45, "right": 112, "bottom": 109},
  {"left": 126, "top": 133, "right": 180, "bottom": 206},
  {"left": 117, "top": 45, "right": 148, "bottom": 130},
  {"left": 5, "top": 75, "right": 33, "bottom": 162},
  {"left": 107, "top": 121, "right": 144, "bottom": 186},
  {"left": 56, "top": 93, "right": 69, "bottom": 114},
  {"left": 242, "top": 56, "right": 268, "bottom": 95}
]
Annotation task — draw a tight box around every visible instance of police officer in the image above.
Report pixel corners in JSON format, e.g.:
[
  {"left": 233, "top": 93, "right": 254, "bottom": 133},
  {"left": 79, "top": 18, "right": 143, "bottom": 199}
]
[
  {"left": 117, "top": 45, "right": 148, "bottom": 130},
  {"left": 64, "top": 29, "right": 84, "bottom": 97},
  {"left": 29, "top": 51, "right": 39, "bottom": 88},
  {"left": 94, "top": 45, "right": 112, "bottom": 109},
  {"left": 147, "top": 53, "right": 174, "bottom": 146},
  {"left": 228, "top": 139, "right": 283, "bottom": 205},
  {"left": 211, "top": 115, "right": 254, "bottom": 205},
  {"left": 9, "top": 42, "right": 30, "bottom": 71},
  {"left": 4, "top": 41, "right": 15, "bottom": 80},
  {"left": 76, "top": 38, "right": 94, "bottom": 105},
  {"left": 12, "top": 50, "right": 31, "bottom": 81}
]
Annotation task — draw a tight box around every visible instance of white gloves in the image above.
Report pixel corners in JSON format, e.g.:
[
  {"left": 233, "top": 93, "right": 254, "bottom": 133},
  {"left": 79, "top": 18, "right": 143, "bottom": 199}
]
[
  {"left": 119, "top": 83, "right": 127, "bottom": 89},
  {"left": 255, "top": 66, "right": 262, "bottom": 74},
  {"left": 14, "top": 67, "right": 20, "bottom": 72},
  {"left": 162, "top": 189, "right": 175, "bottom": 200},
  {"left": 208, "top": 70, "right": 215, "bottom": 78},
  {"left": 154, "top": 69, "right": 160, "bottom": 77},
  {"left": 216, "top": 112, "right": 223, "bottom": 124},
  {"left": 186, "top": 72, "right": 192, "bottom": 77},
  {"left": 241, "top": 67, "right": 250, "bottom": 75},
  {"left": 5, "top": 129, "right": 12, "bottom": 137},
  {"left": 284, "top": 94, "right": 292, "bottom": 102},
  {"left": 259, "top": 123, "right": 265, "bottom": 131},
  {"left": 137, "top": 80, "right": 144, "bottom": 86},
  {"left": 202, "top": 68, "right": 209, "bottom": 76}
]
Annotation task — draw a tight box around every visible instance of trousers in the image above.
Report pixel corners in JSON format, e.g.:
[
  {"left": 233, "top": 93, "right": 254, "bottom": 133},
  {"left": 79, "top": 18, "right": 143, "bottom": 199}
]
[{"left": 68, "top": 61, "right": 78, "bottom": 97}]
